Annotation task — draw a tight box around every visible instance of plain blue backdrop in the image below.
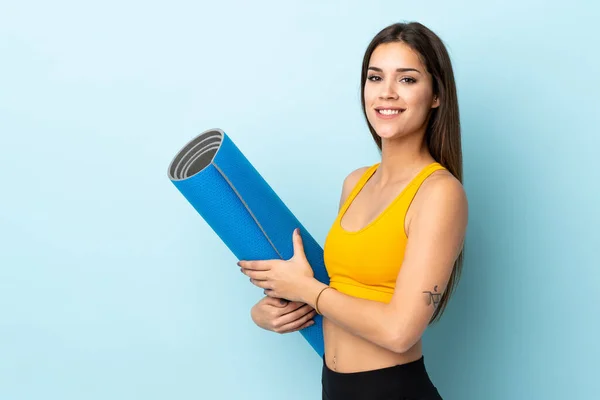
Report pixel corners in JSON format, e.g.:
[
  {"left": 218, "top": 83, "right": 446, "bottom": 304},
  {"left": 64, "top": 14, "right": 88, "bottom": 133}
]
[{"left": 1, "top": 1, "right": 598, "bottom": 399}]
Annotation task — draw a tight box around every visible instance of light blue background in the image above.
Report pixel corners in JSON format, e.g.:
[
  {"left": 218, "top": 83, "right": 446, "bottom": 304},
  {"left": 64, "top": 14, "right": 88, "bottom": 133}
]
[{"left": 1, "top": 1, "right": 598, "bottom": 399}]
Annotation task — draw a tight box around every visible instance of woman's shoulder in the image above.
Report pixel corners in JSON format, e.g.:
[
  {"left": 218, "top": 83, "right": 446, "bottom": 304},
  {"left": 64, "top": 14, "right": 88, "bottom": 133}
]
[
  {"left": 411, "top": 168, "right": 468, "bottom": 227},
  {"left": 420, "top": 168, "right": 465, "bottom": 200},
  {"left": 343, "top": 165, "right": 372, "bottom": 187},
  {"left": 337, "top": 165, "right": 372, "bottom": 210}
]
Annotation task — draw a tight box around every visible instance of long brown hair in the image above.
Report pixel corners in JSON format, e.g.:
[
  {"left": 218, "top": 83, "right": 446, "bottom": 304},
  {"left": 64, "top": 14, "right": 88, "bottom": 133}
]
[{"left": 360, "top": 22, "right": 464, "bottom": 323}]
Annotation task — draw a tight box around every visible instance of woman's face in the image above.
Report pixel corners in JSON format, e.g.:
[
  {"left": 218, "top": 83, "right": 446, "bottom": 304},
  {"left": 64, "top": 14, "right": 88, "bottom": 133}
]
[{"left": 363, "top": 42, "right": 439, "bottom": 141}]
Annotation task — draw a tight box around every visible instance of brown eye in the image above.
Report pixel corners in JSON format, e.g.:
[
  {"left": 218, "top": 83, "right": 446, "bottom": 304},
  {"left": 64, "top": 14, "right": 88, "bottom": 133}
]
[
  {"left": 367, "top": 75, "right": 382, "bottom": 81},
  {"left": 400, "top": 77, "right": 417, "bottom": 84}
]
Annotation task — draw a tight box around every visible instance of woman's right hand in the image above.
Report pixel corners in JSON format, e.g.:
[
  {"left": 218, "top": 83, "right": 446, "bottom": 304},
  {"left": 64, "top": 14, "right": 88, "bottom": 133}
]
[{"left": 250, "top": 296, "right": 317, "bottom": 334}]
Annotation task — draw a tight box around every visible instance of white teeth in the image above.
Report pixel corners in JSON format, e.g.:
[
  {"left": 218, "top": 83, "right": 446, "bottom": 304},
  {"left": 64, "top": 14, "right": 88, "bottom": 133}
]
[{"left": 378, "top": 109, "right": 400, "bottom": 115}]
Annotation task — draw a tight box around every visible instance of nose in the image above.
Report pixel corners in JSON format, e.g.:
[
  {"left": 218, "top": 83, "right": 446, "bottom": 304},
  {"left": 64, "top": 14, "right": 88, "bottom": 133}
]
[{"left": 379, "top": 81, "right": 399, "bottom": 100}]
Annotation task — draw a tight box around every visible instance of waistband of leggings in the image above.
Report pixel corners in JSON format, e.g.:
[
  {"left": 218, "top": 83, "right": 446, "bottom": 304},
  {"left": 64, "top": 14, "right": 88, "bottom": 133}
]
[{"left": 322, "top": 355, "right": 430, "bottom": 381}]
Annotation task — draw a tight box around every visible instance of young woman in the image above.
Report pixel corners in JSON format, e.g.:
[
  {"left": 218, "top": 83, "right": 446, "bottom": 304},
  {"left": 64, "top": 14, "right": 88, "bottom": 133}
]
[{"left": 238, "top": 21, "right": 468, "bottom": 400}]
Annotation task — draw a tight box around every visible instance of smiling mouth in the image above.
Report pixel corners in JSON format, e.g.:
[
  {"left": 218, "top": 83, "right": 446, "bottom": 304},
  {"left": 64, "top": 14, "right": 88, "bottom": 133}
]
[{"left": 375, "top": 108, "right": 405, "bottom": 116}]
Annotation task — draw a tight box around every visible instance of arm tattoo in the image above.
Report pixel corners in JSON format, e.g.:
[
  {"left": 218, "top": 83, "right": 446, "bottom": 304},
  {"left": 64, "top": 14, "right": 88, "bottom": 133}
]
[{"left": 423, "top": 285, "right": 442, "bottom": 309}]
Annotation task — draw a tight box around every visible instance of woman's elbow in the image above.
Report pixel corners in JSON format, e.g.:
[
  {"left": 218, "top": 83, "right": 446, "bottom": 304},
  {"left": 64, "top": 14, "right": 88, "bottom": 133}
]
[
  {"left": 386, "top": 338, "right": 414, "bottom": 354},
  {"left": 385, "top": 327, "right": 420, "bottom": 354}
]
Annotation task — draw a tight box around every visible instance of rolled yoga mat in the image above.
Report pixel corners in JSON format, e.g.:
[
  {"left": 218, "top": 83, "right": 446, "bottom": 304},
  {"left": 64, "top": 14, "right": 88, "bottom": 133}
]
[{"left": 167, "top": 128, "right": 328, "bottom": 356}]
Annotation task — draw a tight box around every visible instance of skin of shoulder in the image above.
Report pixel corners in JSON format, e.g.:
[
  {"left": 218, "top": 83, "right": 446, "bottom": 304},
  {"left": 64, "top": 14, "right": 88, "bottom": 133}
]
[
  {"left": 338, "top": 166, "right": 371, "bottom": 210},
  {"left": 406, "top": 169, "right": 468, "bottom": 238}
]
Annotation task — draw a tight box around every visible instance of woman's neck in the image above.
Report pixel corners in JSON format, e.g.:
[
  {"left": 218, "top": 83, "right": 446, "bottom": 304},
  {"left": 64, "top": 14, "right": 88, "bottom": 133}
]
[{"left": 376, "top": 133, "right": 434, "bottom": 186}]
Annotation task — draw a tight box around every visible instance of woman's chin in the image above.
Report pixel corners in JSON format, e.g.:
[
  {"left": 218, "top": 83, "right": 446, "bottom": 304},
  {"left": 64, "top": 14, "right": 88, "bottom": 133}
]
[{"left": 374, "top": 126, "right": 399, "bottom": 140}]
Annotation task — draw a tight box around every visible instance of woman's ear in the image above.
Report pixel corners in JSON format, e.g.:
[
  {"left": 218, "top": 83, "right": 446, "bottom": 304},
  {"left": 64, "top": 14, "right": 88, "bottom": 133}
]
[{"left": 432, "top": 94, "right": 440, "bottom": 108}]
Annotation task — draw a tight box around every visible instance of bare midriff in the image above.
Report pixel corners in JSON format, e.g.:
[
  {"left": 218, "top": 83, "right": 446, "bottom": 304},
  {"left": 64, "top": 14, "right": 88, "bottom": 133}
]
[{"left": 322, "top": 317, "right": 422, "bottom": 373}]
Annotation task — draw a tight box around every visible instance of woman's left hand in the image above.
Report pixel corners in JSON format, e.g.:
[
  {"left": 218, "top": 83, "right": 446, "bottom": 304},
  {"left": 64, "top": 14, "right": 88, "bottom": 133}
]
[{"left": 239, "top": 228, "right": 314, "bottom": 303}]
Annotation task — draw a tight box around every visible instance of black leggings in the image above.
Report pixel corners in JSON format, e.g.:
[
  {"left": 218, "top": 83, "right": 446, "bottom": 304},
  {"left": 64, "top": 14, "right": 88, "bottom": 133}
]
[{"left": 321, "top": 356, "right": 443, "bottom": 400}]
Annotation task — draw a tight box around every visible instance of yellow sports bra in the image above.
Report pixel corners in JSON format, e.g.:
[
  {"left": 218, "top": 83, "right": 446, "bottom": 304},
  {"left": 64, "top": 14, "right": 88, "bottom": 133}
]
[{"left": 323, "top": 162, "right": 446, "bottom": 303}]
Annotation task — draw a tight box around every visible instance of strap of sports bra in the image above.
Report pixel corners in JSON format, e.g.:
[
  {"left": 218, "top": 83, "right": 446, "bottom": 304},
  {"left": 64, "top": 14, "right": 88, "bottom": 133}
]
[
  {"left": 339, "top": 162, "right": 447, "bottom": 215},
  {"left": 340, "top": 163, "right": 379, "bottom": 212}
]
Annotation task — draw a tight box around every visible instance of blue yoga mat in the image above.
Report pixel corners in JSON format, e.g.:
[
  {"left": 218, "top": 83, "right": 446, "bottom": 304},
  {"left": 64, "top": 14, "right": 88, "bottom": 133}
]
[{"left": 167, "top": 128, "right": 327, "bottom": 356}]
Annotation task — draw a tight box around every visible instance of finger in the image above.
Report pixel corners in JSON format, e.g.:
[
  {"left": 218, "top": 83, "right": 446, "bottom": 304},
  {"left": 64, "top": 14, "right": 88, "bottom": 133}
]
[
  {"left": 263, "top": 289, "right": 292, "bottom": 302},
  {"left": 291, "top": 228, "right": 306, "bottom": 261},
  {"left": 281, "top": 301, "right": 304, "bottom": 313},
  {"left": 278, "top": 304, "right": 316, "bottom": 325},
  {"left": 261, "top": 296, "right": 290, "bottom": 309},
  {"left": 294, "top": 319, "right": 316, "bottom": 332},
  {"left": 263, "top": 295, "right": 289, "bottom": 308},
  {"left": 238, "top": 260, "right": 271, "bottom": 271},
  {"left": 280, "top": 319, "right": 315, "bottom": 334},
  {"left": 263, "top": 289, "right": 282, "bottom": 299},
  {"left": 276, "top": 309, "right": 316, "bottom": 333},
  {"left": 249, "top": 278, "right": 273, "bottom": 290},
  {"left": 242, "top": 269, "right": 269, "bottom": 281}
]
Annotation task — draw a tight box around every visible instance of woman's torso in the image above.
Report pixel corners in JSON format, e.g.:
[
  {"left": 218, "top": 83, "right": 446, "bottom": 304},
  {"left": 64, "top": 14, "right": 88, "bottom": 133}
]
[{"left": 322, "top": 161, "right": 446, "bottom": 373}]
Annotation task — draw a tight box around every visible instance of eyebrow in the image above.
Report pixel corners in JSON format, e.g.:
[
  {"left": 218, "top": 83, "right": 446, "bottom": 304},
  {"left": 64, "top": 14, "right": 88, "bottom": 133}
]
[{"left": 368, "top": 66, "right": 422, "bottom": 74}]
